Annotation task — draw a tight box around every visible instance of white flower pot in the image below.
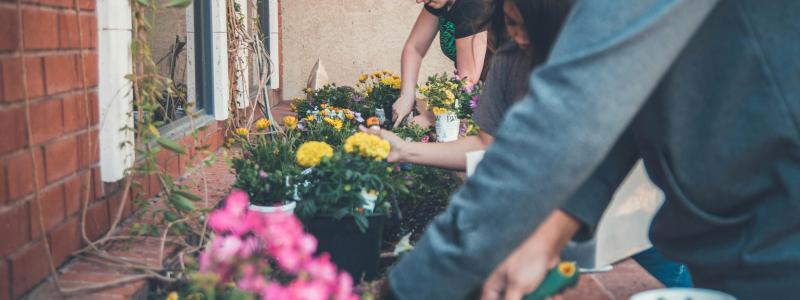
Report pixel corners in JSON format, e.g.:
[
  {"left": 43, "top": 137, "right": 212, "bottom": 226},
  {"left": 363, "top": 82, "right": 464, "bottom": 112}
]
[
  {"left": 249, "top": 201, "right": 296, "bottom": 214},
  {"left": 435, "top": 112, "right": 460, "bottom": 142},
  {"left": 631, "top": 288, "right": 736, "bottom": 300},
  {"left": 375, "top": 108, "right": 387, "bottom": 125},
  {"left": 360, "top": 189, "right": 378, "bottom": 214}
]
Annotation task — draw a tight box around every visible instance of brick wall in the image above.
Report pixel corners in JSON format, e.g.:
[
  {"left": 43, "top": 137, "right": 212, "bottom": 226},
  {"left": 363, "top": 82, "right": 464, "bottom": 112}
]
[{"left": 0, "top": 1, "right": 227, "bottom": 299}]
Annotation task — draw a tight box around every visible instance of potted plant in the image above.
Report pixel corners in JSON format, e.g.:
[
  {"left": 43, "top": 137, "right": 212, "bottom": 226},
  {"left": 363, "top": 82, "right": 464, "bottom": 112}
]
[
  {"left": 232, "top": 118, "right": 300, "bottom": 214},
  {"left": 294, "top": 133, "right": 407, "bottom": 280},
  {"left": 357, "top": 70, "right": 401, "bottom": 128},
  {"left": 419, "top": 72, "right": 481, "bottom": 142}
]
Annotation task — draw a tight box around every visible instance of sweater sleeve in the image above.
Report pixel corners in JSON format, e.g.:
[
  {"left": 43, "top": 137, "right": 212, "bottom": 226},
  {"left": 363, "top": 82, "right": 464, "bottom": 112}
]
[{"left": 389, "top": 1, "right": 720, "bottom": 299}]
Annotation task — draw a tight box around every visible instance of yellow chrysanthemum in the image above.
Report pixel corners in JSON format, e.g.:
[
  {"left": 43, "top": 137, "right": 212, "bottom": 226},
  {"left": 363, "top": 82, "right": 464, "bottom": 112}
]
[
  {"left": 166, "top": 292, "right": 179, "bottom": 300},
  {"left": 419, "top": 85, "right": 430, "bottom": 94},
  {"left": 283, "top": 116, "right": 298, "bottom": 129},
  {"left": 296, "top": 141, "right": 334, "bottom": 168},
  {"left": 445, "top": 90, "right": 455, "bottom": 101},
  {"left": 366, "top": 86, "right": 373, "bottom": 94},
  {"left": 345, "top": 113, "right": 354, "bottom": 120},
  {"left": 358, "top": 73, "right": 368, "bottom": 83},
  {"left": 432, "top": 107, "right": 448, "bottom": 116},
  {"left": 324, "top": 117, "right": 343, "bottom": 130},
  {"left": 372, "top": 71, "right": 382, "bottom": 78},
  {"left": 255, "top": 118, "right": 270, "bottom": 131},
  {"left": 306, "top": 115, "right": 316, "bottom": 122},
  {"left": 344, "top": 132, "right": 391, "bottom": 161},
  {"left": 235, "top": 127, "right": 249, "bottom": 136}
]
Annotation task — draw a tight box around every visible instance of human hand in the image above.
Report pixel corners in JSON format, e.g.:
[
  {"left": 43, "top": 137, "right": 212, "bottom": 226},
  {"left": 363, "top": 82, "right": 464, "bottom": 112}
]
[
  {"left": 481, "top": 210, "right": 580, "bottom": 300},
  {"left": 359, "top": 125, "right": 406, "bottom": 163},
  {"left": 392, "top": 94, "right": 416, "bottom": 128}
]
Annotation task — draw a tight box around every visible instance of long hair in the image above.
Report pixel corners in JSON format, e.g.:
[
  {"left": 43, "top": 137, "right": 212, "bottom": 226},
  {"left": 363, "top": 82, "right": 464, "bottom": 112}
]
[{"left": 509, "top": 0, "right": 572, "bottom": 65}]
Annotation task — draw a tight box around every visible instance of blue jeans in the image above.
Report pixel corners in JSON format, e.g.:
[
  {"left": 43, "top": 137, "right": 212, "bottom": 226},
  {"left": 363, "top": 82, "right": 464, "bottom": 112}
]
[{"left": 633, "top": 248, "right": 693, "bottom": 288}]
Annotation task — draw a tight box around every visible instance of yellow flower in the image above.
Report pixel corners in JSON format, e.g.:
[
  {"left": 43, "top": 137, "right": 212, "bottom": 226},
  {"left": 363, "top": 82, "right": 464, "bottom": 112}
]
[
  {"left": 344, "top": 132, "right": 391, "bottom": 160},
  {"left": 324, "top": 117, "right": 343, "bottom": 130},
  {"left": 235, "top": 127, "right": 249, "bottom": 136},
  {"left": 296, "top": 141, "right": 334, "bottom": 168},
  {"left": 380, "top": 76, "right": 401, "bottom": 90},
  {"left": 320, "top": 103, "right": 328, "bottom": 109},
  {"left": 358, "top": 73, "right": 368, "bottom": 83},
  {"left": 432, "top": 107, "right": 448, "bottom": 116},
  {"left": 372, "top": 71, "right": 382, "bottom": 78},
  {"left": 345, "top": 113, "right": 354, "bottom": 120},
  {"left": 366, "top": 86, "right": 373, "bottom": 94},
  {"left": 382, "top": 70, "right": 392, "bottom": 76},
  {"left": 321, "top": 109, "right": 330, "bottom": 117},
  {"left": 305, "top": 115, "right": 316, "bottom": 122},
  {"left": 343, "top": 109, "right": 351, "bottom": 114},
  {"left": 445, "top": 90, "right": 455, "bottom": 101},
  {"left": 304, "top": 88, "right": 312, "bottom": 93},
  {"left": 166, "top": 292, "right": 179, "bottom": 300},
  {"left": 366, "top": 116, "right": 380, "bottom": 127},
  {"left": 255, "top": 118, "right": 270, "bottom": 131},
  {"left": 419, "top": 85, "right": 430, "bottom": 94},
  {"left": 283, "top": 116, "right": 298, "bottom": 129},
  {"left": 444, "top": 97, "right": 455, "bottom": 106}
]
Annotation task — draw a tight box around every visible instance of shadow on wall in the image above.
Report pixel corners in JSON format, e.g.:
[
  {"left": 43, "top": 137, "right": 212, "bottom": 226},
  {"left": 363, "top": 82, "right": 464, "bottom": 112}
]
[{"left": 281, "top": 0, "right": 455, "bottom": 99}]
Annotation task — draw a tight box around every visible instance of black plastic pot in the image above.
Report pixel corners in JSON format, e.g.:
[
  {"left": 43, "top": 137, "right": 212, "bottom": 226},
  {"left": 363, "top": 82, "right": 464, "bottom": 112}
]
[{"left": 306, "top": 214, "right": 386, "bottom": 281}]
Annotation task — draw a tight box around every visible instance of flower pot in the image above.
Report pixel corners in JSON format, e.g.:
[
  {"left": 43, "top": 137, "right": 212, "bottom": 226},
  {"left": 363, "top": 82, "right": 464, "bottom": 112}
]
[
  {"left": 306, "top": 214, "right": 386, "bottom": 281},
  {"left": 435, "top": 112, "right": 460, "bottom": 142},
  {"left": 248, "top": 201, "right": 297, "bottom": 214}
]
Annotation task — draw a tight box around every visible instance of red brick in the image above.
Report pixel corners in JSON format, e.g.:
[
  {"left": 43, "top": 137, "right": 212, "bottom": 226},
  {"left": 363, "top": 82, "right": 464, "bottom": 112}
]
[
  {"left": 48, "top": 217, "right": 80, "bottom": 267},
  {"left": 0, "top": 260, "right": 9, "bottom": 300},
  {"left": 62, "top": 94, "right": 90, "bottom": 133},
  {"left": 78, "top": 0, "right": 96, "bottom": 11},
  {"left": 9, "top": 241, "right": 49, "bottom": 298},
  {"left": 76, "top": 130, "right": 98, "bottom": 168},
  {"left": 85, "top": 200, "right": 109, "bottom": 241},
  {"left": 80, "top": 52, "right": 98, "bottom": 87},
  {"left": 44, "top": 137, "right": 78, "bottom": 183},
  {"left": 0, "top": 107, "right": 28, "bottom": 156},
  {"left": 0, "top": 163, "right": 6, "bottom": 204},
  {"left": 29, "top": 98, "right": 63, "bottom": 144},
  {"left": 1, "top": 57, "right": 45, "bottom": 101},
  {"left": 58, "top": 12, "right": 80, "bottom": 49},
  {"left": 22, "top": 8, "right": 58, "bottom": 50},
  {"left": 88, "top": 92, "right": 99, "bottom": 125},
  {"left": 91, "top": 166, "right": 103, "bottom": 200},
  {"left": 79, "top": 15, "right": 96, "bottom": 49},
  {"left": 29, "top": 184, "right": 65, "bottom": 239},
  {"left": 43, "top": 54, "right": 78, "bottom": 95},
  {"left": 0, "top": 7, "right": 19, "bottom": 52},
  {"left": 0, "top": 202, "right": 30, "bottom": 256},
  {"left": 63, "top": 173, "right": 87, "bottom": 216},
  {"left": 6, "top": 152, "right": 33, "bottom": 200},
  {"left": 38, "top": 0, "right": 72, "bottom": 8}
]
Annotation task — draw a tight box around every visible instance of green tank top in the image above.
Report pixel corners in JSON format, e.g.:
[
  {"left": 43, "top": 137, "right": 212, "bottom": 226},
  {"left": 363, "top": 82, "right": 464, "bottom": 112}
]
[{"left": 438, "top": 17, "right": 457, "bottom": 62}]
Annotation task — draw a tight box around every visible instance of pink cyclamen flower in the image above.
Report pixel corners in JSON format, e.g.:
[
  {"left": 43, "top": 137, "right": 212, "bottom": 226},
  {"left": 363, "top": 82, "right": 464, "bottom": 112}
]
[
  {"left": 287, "top": 279, "right": 330, "bottom": 300},
  {"left": 208, "top": 189, "right": 252, "bottom": 235},
  {"left": 303, "top": 254, "right": 338, "bottom": 283},
  {"left": 420, "top": 135, "right": 430, "bottom": 143}
]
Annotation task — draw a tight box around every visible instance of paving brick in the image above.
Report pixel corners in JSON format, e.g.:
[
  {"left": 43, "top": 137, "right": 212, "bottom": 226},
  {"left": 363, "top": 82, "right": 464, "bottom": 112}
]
[
  {"left": 48, "top": 217, "right": 80, "bottom": 267},
  {"left": 0, "top": 7, "right": 19, "bottom": 52},
  {"left": 0, "top": 107, "right": 28, "bottom": 156},
  {"left": 9, "top": 241, "right": 49, "bottom": 298},
  {"left": 0, "top": 202, "right": 30, "bottom": 257},
  {"left": 0, "top": 260, "right": 9, "bottom": 300},
  {"left": 85, "top": 200, "right": 109, "bottom": 241},
  {"left": 58, "top": 12, "right": 80, "bottom": 49},
  {"left": 44, "top": 54, "right": 78, "bottom": 95},
  {"left": 1, "top": 56, "right": 45, "bottom": 102},
  {"left": 22, "top": 8, "right": 58, "bottom": 50},
  {"left": 29, "top": 184, "right": 65, "bottom": 239},
  {"left": 44, "top": 137, "right": 78, "bottom": 183},
  {"left": 29, "top": 98, "right": 64, "bottom": 144}
]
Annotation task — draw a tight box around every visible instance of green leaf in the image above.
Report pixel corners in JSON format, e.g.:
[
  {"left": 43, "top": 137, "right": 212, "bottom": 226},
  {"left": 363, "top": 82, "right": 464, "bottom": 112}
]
[
  {"left": 165, "top": 0, "right": 193, "bottom": 8},
  {"left": 135, "top": 0, "right": 150, "bottom": 6},
  {"left": 157, "top": 137, "right": 186, "bottom": 154},
  {"left": 169, "top": 193, "right": 195, "bottom": 212},
  {"left": 163, "top": 211, "right": 179, "bottom": 222},
  {"left": 173, "top": 190, "right": 201, "bottom": 202}
]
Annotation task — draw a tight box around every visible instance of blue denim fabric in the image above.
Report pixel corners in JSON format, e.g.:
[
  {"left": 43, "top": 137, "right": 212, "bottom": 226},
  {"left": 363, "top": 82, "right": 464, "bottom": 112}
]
[{"left": 633, "top": 248, "right": 692, "bottom": 288}]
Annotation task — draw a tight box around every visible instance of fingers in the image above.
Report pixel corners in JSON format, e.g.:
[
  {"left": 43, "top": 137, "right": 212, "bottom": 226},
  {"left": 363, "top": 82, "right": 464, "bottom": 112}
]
[
  {"left": 481, "top": 270, "right": 506, "bottom": 300},
  {"left": 393, "top": 112, "right": 406, "bottom": 128}
]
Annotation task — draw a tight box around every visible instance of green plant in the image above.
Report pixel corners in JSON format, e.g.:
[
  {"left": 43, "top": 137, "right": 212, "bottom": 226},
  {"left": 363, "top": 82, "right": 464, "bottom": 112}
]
[
  {"left": 296, "top": 107, "right": 360, "bottom": 147},
  {"left": 295, "top": 134, "right": 408, "bottom": 231},
  {"left": 357, "top": 70, "right": 401, "bottom": 124},
  {"left": 232, "top": 129, "right": 301, "bottom": 206},
  {"left": 419, "top": 72, "right": 480, "bottom": 119}
]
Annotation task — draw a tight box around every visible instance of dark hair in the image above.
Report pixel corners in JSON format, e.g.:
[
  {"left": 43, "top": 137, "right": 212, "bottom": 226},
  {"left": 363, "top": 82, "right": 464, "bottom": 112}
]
[{"left": 508, "top": 0, "right": 572, "bottom": 64}]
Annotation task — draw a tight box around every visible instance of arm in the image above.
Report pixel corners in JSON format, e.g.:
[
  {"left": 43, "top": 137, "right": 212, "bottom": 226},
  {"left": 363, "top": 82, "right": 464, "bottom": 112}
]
[
  {"left": 455, "top": 31, "right": 488, "bottom": 84},
  {"left": 393, "top": 9, "right": 440, "bottom": 127},
  {"left": 396, "top": 131, "right": 494, "bottom": 170},
  {"left": 389, "top": 1, "right": 720, "bottom": 299}
]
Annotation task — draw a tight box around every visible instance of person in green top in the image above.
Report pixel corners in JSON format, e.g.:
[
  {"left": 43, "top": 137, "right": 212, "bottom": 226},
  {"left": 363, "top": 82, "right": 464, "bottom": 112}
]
[{"left": 391, "top": 0, "right": 499, "bottom": 128}]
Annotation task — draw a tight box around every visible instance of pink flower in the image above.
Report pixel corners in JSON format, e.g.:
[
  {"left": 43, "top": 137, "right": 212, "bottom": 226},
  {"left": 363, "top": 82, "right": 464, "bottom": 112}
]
[
  {"left": 274, "top": 247, "right": 303, "bottom": 273},
  {"left": 215, "top": 236, "right": 244, "bottom": 263},
  {"left": 298, "top": 234, "right": 318, "bottom": 257},
  {"left": 262, "top": 283, "right": 288, "bottom": 300},
  {"left": 303, "top": 254, "right": 337, "bottom": 283},
  {"left": 208, "top": 190, "right": 252, "bottom": 235},
  {"left": 420, "top": 135, "right": 430, "bottom": 143},
  {"left": 287, "top": 279, "right": 330, "bottom": 300},
  {"left": 333, "top": 272, "right": 355, "bottom": 300}
]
